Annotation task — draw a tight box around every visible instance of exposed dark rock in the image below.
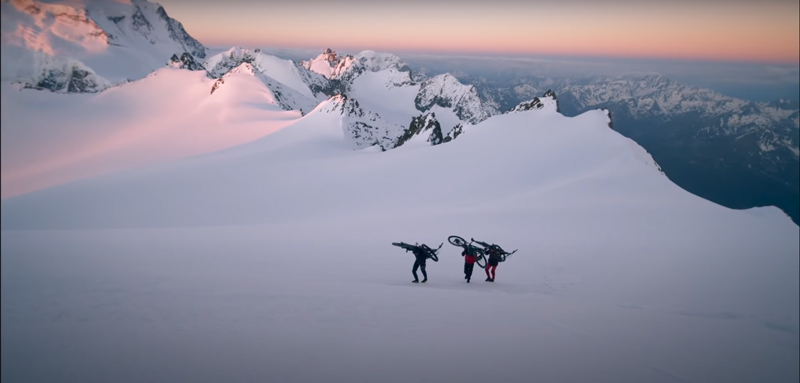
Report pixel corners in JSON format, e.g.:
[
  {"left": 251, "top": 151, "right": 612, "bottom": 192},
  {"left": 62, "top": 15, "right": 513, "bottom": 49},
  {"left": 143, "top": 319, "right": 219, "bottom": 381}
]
[
  {"left": 155, "top": 5, "right": 206, "bottom": 58},
  {"left": 444, "top": 124, "right": 463, "bottom": 143},
  {"left": 169, "top": 52, "right": 205, "bottom": 71},
  {"left": 26, "top": 65, "right": 107, "bottom": 93},
  {"left": 543, "top": 89, "right": 560, "bottom": 113},
  {"left": 510, "top": 97, "right": 543, "bottom": 112},
  {"left": 394, "top": 113, "right": 440, "bottom": 148},
  {"left": 210, "top": 77, "right": 223, "bottom": 95}
]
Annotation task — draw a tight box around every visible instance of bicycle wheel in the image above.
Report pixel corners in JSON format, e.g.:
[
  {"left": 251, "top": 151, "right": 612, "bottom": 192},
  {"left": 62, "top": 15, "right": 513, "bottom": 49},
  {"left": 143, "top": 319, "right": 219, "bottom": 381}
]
[
  {"left": 429, "top": 253, "right": 439, "bottom": 262},
  {"left": 475, "top": 251, "right": 487, "bottom": 269},
  {"left": 501, "top": 250, "right": 517, "bottom": 262},
  {"left": 448, "top": 235, "right": 466, "bottom": 247}
]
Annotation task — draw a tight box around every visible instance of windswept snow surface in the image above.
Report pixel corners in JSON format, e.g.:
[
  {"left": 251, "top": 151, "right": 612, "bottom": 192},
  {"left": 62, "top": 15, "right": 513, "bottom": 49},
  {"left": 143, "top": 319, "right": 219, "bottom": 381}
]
[
  {"left": 0, "top": 67, "right": 300, "bottom": 199},
  {"left": 1, "top": 99, "right": 798, "bottom": 383}
]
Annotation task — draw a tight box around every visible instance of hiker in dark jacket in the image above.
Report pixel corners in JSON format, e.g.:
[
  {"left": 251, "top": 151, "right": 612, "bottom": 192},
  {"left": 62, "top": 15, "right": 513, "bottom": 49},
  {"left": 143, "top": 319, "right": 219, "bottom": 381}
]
[
  {"left": 485, "top": 246, "right": 503, "bottom": 282},
  {"left": 412, "top": 246, "right": 428, "bottom": 283},
  {"left": 462, "top": 246, "right": 476, "bottom": 283}
]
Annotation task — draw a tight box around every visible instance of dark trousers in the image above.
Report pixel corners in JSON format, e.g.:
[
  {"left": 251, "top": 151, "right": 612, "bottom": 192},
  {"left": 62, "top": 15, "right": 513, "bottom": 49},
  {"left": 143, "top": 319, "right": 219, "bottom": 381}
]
[
  {"left": 464, "top": 263, "right": 474, "bottom": 281},
  {"left": 413, "top": 260, "right": 427, "bottom": 281}
]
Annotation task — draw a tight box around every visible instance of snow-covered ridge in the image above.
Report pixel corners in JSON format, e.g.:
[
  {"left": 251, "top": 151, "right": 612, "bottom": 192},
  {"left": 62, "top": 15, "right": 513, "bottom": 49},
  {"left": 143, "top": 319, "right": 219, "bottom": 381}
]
[
  {"left": 209, "top": 62, "right": 318, "bottom": 114},
  {"left": 510, "top": 89, "right": 559, "bottom": 113},
  {"left": 203, "top": 50, "right": 589, "bottom": 152},
  {"left": 203, "top": 47, "right": 328, "bottom": 100},
  {"left": 354, "top": 50, "right": 411, "bottom": 73},
  {"left": 311, "top": 49, "right": 414, "bottom": 87},
  {"left": 292, "top": 49, "right": 493, "bottom": 150}
]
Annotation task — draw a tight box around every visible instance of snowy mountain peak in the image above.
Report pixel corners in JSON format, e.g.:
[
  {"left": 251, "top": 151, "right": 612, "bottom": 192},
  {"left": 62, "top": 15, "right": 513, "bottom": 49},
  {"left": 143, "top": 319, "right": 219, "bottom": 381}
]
[
  {"left": 1, "top": 0, "right": 207, "bottom": 91},
  {"left": 317, "top": 50, "right": 411, "bottom": 84},
  {"left": 4, "top": 0, "right": 207, "bottom": 59},
  {"left": 415, "top": 73, "right": 491, "bottom": 125},
  {"left": 203, "top": 46, "right": 258, "bottom": 78},
  {"left": 4, "top": 0, "right": 109, "bottom": 55},
  {"left": 299, "top": 48, "right": 339, "bottom": 78},
  {"left": 318, "top": 93, "right": 359, "bottom": 115},
  {"left": 203, "top": 47, "right": 328, "bottom": 100},
  {"left": 510, "top": 90, "right": 559, "bottom": 113},
  {"left": 329, "top": 54, "right": 357, "bottom": 80},
  {"left": 354, "top": 50, "right": 410, "bottom": 73},
  {"left": 321, "top": 48, "right": 338, "bottom": 61}
]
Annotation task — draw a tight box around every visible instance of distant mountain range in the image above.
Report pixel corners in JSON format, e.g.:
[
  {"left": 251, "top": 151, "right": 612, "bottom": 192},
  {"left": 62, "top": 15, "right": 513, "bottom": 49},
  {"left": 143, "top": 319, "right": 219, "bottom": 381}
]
[
  {"left": 2, "top": 0, "right": 797, "bottom": 223},
  {"left": 454, "top": 73, "right": 799, "bottom": 223}
]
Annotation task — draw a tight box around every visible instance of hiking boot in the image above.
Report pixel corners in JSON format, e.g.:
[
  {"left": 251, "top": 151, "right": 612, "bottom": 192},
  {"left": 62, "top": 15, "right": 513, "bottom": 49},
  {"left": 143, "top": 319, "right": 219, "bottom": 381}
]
[
  {"left": 421, "top": 279, "right": 427, "bottom": 283},
  {"left": 485, "top": 277, "right": 492, "bottom": 282},
  {"left": 412, "top": 280, "right": 419, "bottom": 283}
]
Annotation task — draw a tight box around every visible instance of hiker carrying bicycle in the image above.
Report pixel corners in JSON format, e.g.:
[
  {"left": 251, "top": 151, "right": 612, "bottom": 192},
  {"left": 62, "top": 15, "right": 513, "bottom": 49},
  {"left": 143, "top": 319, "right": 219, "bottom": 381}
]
[
  {"left": 392, "top": 241, "right": 441, "bottom": 283},
  {"left": 412, "top": 245, "right": 429, "bottom": 283},
  {"left": 485, "top": 245, "right": 503, "bottom": 282},
  {"left": 462, "top": 245, "right": 477, "bottom": 283}
]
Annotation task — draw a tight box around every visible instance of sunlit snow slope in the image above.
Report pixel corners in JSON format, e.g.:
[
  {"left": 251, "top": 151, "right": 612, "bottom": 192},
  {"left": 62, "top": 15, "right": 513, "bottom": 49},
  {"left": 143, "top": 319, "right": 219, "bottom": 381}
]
[{"left": 0, "top": 67, "right": 300, "bottom": 198}]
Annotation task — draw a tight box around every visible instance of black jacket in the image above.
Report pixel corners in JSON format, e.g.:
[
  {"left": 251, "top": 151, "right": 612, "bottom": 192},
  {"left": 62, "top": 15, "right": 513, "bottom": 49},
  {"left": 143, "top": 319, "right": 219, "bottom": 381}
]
[
  {"left": 487, "top": 250, "right": 502, "bottom": 266},
  {"left": 413, "top": 248, "right": 428, "bottom": 263}
]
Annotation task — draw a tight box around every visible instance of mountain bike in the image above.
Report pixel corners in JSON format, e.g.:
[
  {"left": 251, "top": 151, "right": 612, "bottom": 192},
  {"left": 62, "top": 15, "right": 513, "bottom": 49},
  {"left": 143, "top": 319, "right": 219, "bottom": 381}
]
[
  {"left": 447, "top": 235, "right": 487, "bottom": 268},
  {"left": 392, "top": 242, "right": 442, "bottom": 262},
  {"left": 470, "top": 238, "right": 517, "bottom": 262}
]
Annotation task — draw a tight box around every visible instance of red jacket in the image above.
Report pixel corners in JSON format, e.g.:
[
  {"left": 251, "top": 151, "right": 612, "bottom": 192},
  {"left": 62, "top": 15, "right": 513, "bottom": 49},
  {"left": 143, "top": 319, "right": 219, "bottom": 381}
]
[{"left": 463, "top": 249, "right": 475, "bottom": 264}]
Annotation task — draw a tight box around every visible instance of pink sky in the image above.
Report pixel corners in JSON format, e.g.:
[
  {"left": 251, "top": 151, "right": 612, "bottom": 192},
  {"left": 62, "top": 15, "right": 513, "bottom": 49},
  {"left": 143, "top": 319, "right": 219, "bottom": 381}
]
[{"left": 159, "top": 0, "right": 799, "bottom": 63}]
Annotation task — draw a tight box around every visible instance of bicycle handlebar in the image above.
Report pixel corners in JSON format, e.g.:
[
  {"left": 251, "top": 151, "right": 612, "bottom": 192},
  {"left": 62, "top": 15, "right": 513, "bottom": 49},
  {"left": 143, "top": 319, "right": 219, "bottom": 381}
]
[
  {"left": 470, "top": 238, "right": 515, "bottom": 256},
  {"left": 392, "top": 242, "right": 442, "bottom": 258}
]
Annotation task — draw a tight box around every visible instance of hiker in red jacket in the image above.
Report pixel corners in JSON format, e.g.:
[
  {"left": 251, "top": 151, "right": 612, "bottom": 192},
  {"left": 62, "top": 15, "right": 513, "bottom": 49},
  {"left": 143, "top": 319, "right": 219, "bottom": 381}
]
[
  {"left": 485, "top": 246, "right": 502, "bottom": 282},
  {"left": 462, "top": 245, "right": 477, "bottom": 283}
]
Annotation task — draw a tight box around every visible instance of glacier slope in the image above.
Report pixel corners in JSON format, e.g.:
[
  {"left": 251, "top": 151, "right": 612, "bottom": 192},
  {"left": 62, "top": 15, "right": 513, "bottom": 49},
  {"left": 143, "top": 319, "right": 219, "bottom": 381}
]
[{"left": 1, "top": 101, "right": 797, "bottom": 383}]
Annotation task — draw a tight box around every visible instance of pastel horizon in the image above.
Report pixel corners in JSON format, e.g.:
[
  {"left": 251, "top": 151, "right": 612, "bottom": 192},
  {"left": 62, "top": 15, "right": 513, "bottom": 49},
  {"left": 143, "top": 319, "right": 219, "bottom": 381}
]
[{"left": 159, "top": 0, "right": 799, "bottom": 64}]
